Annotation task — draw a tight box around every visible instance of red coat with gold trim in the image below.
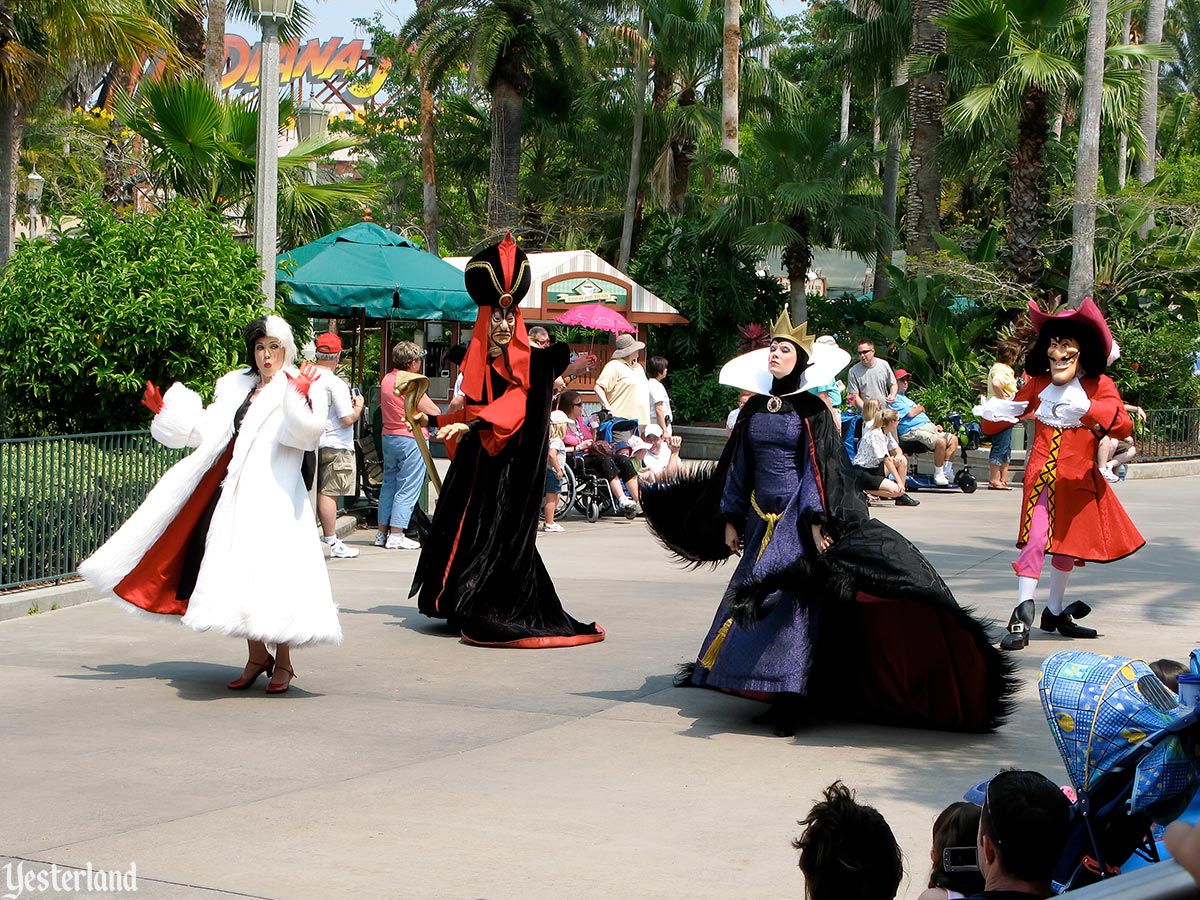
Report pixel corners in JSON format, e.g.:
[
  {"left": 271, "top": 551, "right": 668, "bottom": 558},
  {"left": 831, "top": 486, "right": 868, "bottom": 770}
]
[{"left": 989, "top": 374, "right": 1144, "bottom": 564}]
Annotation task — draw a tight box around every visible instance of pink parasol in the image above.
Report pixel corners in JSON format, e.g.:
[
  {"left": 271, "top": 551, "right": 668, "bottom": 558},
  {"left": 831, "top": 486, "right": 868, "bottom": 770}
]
[{"left": 554, "top": 303, "right": 637, "bottom": 335}]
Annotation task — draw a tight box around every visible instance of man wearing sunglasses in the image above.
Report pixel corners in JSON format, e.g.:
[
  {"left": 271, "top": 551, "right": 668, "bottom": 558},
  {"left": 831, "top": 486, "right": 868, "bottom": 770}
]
[
  {"left": 966, "top": 770, "right": 1070, "bottom": 899},
  {"left": 847, "top": 340, "right": 898, "bottom": 410}
]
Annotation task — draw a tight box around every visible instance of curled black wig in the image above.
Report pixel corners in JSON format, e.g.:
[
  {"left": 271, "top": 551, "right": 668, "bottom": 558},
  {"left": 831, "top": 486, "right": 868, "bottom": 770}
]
[{"left": 1025, "top": 318, "right": 1107, "bottom": 379}]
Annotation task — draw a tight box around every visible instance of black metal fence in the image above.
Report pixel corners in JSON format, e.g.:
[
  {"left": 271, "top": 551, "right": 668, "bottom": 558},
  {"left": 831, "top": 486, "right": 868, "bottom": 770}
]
[
  {"left": 1139, "top": 408, "right": 1200, "bottom": 462},
  {"left": 0, "top": 431, "right": 186, "bottom": 591}
]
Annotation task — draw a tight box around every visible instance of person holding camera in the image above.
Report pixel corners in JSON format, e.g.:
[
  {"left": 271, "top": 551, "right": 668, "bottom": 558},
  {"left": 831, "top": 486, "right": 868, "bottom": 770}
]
[
  {"left": 313, "top": 332, "right": 365, "bottom": 558},
  {"left": 964, "top": 770, "right": 1070, "bottom": 899}
]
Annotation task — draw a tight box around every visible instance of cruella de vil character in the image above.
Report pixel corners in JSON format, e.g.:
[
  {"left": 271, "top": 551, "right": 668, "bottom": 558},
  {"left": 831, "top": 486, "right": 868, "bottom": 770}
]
[
  {"left": 641, "top": 310, "right": 1014, "bottom": 736},
  {"left": 79, "top": 315, "right": 342, "bottom": 693},
  {"left": 410, "top": 233, "right": 599, "bottom": 648},
  {"left": 975, "top": 299, "right": 1144, "bottom": 651}
]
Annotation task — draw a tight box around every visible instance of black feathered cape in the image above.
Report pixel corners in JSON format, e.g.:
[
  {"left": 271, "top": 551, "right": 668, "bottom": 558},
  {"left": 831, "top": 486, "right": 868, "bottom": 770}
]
[{"left": 641, "top": 392, "right": 1015, "bottom": 731}]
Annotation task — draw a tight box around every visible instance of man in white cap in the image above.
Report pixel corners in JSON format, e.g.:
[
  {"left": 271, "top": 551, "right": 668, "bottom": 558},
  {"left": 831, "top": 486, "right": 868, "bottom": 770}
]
[
  {"left": 594, "top": 333, "right": 650, "bottom": 428},
  {"left": 637, "top": 424, "right": 683, "bottom": 484},
  {"left": 314, "top": 332, "right": 365, "bottom": 558}
]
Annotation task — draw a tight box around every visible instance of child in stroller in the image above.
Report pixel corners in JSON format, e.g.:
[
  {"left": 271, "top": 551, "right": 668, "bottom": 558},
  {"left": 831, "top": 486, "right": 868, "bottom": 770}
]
[{"left": 1038, "top": 650, "right": 1200, "bottom": 891}]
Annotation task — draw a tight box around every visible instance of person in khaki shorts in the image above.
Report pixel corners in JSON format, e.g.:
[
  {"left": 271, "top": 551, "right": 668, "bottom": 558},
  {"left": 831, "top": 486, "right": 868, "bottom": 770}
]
[{"left": 314, "top": 332, "right": 364, "bottom": 558}]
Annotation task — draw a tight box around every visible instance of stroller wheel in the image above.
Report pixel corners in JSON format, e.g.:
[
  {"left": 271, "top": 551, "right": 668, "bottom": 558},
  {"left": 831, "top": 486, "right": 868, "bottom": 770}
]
[
  {"left": 956, "top": 470, "right": 978, "bottom": 493},
  {"left": 587, "top": 501, "right": 601, "bottom": 523}
]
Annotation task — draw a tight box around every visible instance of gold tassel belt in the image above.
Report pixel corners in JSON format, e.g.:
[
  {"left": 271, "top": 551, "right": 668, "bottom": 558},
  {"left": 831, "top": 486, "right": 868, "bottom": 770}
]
[
  {"left": 749, "top": 490, "right": 782, "bottom": 563},
  {"left": 699, "top": 492, "right": 782, "bottom": 670}
]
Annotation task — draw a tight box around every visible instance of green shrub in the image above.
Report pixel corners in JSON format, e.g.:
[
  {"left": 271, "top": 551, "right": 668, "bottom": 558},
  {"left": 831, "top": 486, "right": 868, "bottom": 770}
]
[
  {"left": 668, "top": 366, "right": 739, "bottom": 426},
  {"left": 1109, "top": 315, "right": 1200, "bottom": 409},
  {"left": 0, "top": 198, "right": 268, "bottom": 437}
]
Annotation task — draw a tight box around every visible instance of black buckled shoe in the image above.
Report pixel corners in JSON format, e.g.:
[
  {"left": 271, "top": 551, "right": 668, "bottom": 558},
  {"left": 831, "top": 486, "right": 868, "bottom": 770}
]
[
  {"left": 1041, "top": 608, "right": 1099, "bottom": 639},
  {"left": 1000, "top": 600, "right": 1035, "bottom": 651}
]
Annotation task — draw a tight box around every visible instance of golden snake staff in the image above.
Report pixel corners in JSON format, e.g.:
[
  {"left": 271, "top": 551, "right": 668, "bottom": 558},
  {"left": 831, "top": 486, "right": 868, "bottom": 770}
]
[{"left": 392, "top": 370, "right": 443, "bottom": 494}]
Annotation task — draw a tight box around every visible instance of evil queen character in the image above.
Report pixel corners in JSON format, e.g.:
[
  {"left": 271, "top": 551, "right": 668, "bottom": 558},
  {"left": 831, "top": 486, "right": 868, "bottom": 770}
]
[
  {"left": 641, "top": 310, "right": 1015, "bottom": 735},
  {"left": 410, "top": 233, "right": 601, "bottom": 648},
  {"left": 976, "top": 299, "right": 1145, "bottom": 651}
]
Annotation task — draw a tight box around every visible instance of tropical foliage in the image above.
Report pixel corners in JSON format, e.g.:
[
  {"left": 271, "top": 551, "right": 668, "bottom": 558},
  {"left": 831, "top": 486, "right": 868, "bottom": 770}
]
[
  {"left": 0, "top": 199, "right": 266, "bottom": 436},
  {"left": 4, "top": 0, "right": 1200, "bottom": 431}
]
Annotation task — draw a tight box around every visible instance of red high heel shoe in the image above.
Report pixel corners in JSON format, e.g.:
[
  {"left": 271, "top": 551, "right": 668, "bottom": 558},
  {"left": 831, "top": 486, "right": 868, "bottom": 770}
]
[
  {"left": 265, "top": 664, "right": 296, "bottom": 695},
  {"left": 227, "top": 655, "right": 274, "bottom": 690}
]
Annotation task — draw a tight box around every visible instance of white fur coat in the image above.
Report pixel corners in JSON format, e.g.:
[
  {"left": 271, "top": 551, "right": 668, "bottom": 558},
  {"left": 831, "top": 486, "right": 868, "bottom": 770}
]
[{"left": 79, "top": 368, "right": 343, "bottom": 647}]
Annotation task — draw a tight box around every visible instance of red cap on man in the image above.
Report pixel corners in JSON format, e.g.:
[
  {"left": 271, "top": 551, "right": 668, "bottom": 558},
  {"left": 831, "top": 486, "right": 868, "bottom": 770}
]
[
  {"left": 894, "top": 368, "right": 910, "bottom": 381},
  {"left": 315, "top": 332, "right": 343, "bottom": 355}
]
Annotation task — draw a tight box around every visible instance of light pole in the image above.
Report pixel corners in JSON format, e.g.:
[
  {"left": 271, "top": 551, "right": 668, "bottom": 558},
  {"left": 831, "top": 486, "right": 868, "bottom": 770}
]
[
  {"left": 250, "top": 0, "right": 295, "bottom": 309},
  {"left": 295, "top": 96, "right": 328, "bottom": 184},
  {"left": 25, "top": 168, "right": 44, "bottom": 239}
]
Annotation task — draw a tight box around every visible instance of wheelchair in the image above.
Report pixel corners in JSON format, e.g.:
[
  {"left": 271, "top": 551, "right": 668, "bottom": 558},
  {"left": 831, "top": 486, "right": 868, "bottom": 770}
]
[{"left": 559, "top": 450, "right": 636, "bottom": 522}]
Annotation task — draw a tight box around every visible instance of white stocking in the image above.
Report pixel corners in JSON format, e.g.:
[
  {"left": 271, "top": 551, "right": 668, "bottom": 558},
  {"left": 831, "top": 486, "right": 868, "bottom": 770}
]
[
  {"left": 1047, "top": 566, "right": 1072, "bottom": 615},
  {"left": 1018, "top": 576, "right": 1038, "bottom": 605}
]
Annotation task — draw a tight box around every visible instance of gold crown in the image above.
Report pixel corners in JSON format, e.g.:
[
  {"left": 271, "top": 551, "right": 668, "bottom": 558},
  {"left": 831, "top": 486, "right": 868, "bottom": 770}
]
[{"left": 770, "top": 308, "right": 815, "bottom": 354}]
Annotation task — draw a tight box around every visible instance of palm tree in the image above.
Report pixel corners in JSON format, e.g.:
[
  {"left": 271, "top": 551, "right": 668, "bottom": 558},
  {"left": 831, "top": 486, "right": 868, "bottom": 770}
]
[
  {"left": 823, "top": 0, "right": 910, "bottom": 298},
  {"left": 401, "top": 0, "right": 614, "bottom": 233},
  {"left": 0, "top": 0, "right": 179, "bottom": 263},
  {"left": 115, "top": 76, "right": 376, "bottom": 249},
  {"left": 722, "top": 0, "right": 741, "bottom": 167},
  {"left": 906, "top": 0, "right": 950, "bottom": 258},
  {"left": 1136, "top": 0, "right": 1168, "bottom": 237},
  {"left": 1067, "top": 0, "right": 1109, "bottom": 307},
  {"left": 707, "top": 113, "right": 885, "bottom": 322},
  {"left": 939, "top": 0, "right": 1163, "bottom": 284},
  {"left": 644, "top": 0, "right": 797, "bottom": 215}
]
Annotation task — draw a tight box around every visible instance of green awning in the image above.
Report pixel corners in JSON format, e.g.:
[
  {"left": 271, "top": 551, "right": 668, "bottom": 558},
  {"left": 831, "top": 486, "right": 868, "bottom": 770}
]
[{"left": 277, "top": 222, "right": 478, "bottom": 322}]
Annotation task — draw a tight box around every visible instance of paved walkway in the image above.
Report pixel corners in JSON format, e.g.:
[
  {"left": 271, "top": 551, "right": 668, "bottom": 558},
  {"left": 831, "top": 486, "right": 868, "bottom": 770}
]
[{"left": 1, "top": 477, "right": 1197, "bottom": 900}]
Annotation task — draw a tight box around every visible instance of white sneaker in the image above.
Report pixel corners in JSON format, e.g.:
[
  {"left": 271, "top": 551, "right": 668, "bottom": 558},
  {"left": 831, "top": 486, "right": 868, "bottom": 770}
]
[
  {"left": 933, "top": 470, "right": 949, "bottom": 486},
  {"left": 619, "top": 497, "right": 637, "bottom": 510},
  {"left": 386, "top": 534, "right": 420, "bottom": 550},
  {"left": 1101, "top": 465, "right": 1120, "bottom": 484},
  {"left": 373, "top": 531, "right": 387, "bottom": 547},
  {"left": 543, "top": 523, "right": 565, "bottom": 533},
  {"left": 326, "top": 539, "right": 359, "bottom": 559}
]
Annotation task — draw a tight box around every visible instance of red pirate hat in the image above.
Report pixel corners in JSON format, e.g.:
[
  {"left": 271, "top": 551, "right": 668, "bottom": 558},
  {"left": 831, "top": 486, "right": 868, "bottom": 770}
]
[{"left": 1027, "top": 297, "right": 1113, "bottom": 360}]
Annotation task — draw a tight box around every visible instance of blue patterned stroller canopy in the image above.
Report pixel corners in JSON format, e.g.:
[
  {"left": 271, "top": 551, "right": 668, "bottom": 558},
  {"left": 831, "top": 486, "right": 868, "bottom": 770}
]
[{"left": 1039, "top": 651, "right": 1200, "bottom": 815}]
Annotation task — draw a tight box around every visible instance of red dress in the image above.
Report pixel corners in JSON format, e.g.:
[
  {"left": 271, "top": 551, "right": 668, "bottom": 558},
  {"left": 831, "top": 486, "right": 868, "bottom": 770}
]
[{"left": 988, "top": 375, "right": 1144, "bottom": 564}]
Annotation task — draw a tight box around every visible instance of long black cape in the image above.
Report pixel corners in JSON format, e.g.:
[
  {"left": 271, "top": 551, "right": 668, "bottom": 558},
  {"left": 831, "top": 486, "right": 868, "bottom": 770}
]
[
  {"left": 410, "top": 343, "right": 601, "bottom": 645},
  {"left": 641, "top": 392, "right": 1016, "bottom": 732}
]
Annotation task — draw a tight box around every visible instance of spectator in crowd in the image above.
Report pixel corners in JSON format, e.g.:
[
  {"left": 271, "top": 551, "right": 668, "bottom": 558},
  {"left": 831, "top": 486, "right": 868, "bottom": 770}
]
[
  {"left": 726, "top": 389, "right": 753, "bottom": 433},
  {"left": 853, "top": 401, "right": 919, "bottom": 506},
  {"left": 793, "top": 782, "right": 903, "bottom": 900},
  {"left": 594, "top": 333, "right": 650, "bottom": 428},
  {"left": 1096, "top": 403, "right": 1146, "bottom": 483},
  {"left": 966, "top": 770, "right": 1070, "bottom": 899},
  {"left": 556, "top": 390, "right": 639, "bottom": 512},
  {"left": 848, "top": 339, "right": 897, "bottom": 409},
  {"left": 313, "top": 332, "right": 365, "bottom": 559},
  {"left": 637, "top": 425, "right": 683, "bottom": 484},
  {"left": 1151, "top": 658, "right": 1188, "bottom": 692},
  {"left": 918, "top": 802, "right": 985, "bottom": 900},
  {"left": 540, "top": 410, "right": 569, "bottom": 533},
  {"left": 528, "top": 325, "right": 567, "bottom": 397},
  {"left": 985, "top": 344, "right": 1020, "bottom": 490},
  {"left": 377, "top": 341, "right": 442, "bottom": 550},
  {"left": 646, "top": 355, "right": 673, "bottom": 437},
  {"left": 806, "top": 335, "right": 846, "bottom": 433},
  {"left": 445, "top": 342, "right": 469, "bottom": 414},
  {"left": 891, "top": 369, "right": 960, "bottom": 486}
]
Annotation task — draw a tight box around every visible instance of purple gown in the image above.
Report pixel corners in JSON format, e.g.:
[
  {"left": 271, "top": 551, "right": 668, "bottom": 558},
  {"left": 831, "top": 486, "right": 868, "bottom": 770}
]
[{"left": 693, "top": 408, "right": 824, "bottom": 695}]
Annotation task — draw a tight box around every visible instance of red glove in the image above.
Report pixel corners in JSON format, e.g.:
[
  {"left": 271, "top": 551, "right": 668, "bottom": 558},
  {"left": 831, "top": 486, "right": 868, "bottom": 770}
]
[
  {"left": 141, "top": 381, "right": 164, "bottom": 415},
  {"left": 288, "top": 362, "right": 321, "bottom": 398}
]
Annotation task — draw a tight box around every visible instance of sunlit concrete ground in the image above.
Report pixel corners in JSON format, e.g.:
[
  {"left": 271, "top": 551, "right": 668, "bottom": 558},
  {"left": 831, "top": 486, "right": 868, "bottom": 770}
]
[{"left": 1, "top": 476, "right": 1194, "bottom": 899}]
